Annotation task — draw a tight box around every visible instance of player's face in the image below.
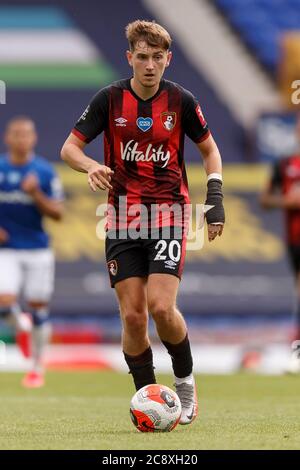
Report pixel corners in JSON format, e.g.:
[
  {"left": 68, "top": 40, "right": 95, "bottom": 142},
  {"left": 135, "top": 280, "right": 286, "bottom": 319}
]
[
  {"left": 4, "top": 121, "right": 37, "bottom": 156},
  {"left": 127, "top": 41, "right": 171, "bottom": 89}
]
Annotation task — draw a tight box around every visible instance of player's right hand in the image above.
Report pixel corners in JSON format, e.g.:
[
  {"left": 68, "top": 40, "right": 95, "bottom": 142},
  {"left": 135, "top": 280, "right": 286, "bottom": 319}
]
[
  {"left": 0, "top": 227, "right": 9, "bottom": 244},
  {"left": 284, "top": 185, "right": 300, "bottom": 209},
  {"left": 87, "top": 163, "right": 114, "bottom": 192}
]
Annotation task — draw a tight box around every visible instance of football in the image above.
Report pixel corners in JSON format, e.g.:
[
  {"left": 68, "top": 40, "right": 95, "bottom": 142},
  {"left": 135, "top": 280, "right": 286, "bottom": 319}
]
[{"left": 129, "top": 384, "right": 182, "bottom": 432}]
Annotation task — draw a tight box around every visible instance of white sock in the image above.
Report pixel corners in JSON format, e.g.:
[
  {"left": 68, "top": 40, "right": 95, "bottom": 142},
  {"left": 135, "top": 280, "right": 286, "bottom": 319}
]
[
  {"left": 175, "top": 373, "right": 194, "bottom": 385},
  {"left": 32, "top": 322, "right": 52, "bottom": 373}
]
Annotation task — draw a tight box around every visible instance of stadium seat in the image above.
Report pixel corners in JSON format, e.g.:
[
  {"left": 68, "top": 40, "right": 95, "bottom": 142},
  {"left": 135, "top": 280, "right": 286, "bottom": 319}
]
[{"left": 215, "top": 0, "right": 300, "bottom": 73}]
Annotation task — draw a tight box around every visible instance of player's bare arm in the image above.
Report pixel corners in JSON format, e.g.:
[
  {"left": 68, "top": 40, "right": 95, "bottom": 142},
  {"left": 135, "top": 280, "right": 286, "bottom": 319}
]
[
  {"left": 197, "top": 134, "right": 225, "bottom": 242},
  {"left": 61, "top": 133, "right": 114, "bottom": 192},
  {"left": 260, "top": 182, "right": 300, "bottom": 210},
  {"left": 197, "top": 134, "right": 222, "bottom": 176},
  {"left": 21, "top": 173, "right": 63, "bottom": 221},
  {"left": 260, "top": 184, "right": 285, "bottom": 209}
]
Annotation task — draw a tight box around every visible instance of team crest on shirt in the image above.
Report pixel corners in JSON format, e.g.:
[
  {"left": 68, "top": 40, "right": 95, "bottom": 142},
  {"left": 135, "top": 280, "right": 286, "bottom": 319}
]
[
  {"left": 161, "top": 112, "right": 176, "bottom": 131},
  {"left": 107, "top": 259, "right": 118, "bottom": 276},
  {"left": 7, "top": 171, "right": 21, "bottom": 184}
]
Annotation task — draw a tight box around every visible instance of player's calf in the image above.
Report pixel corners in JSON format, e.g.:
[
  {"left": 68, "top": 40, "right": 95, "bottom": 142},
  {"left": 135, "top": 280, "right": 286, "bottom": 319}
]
[
  {"left": 0, "top": 303, "right": 32, "bottom": 357},
  {"left": 28, "top": 305, "right": 52, "bottom": 374},
  {"left": 124, "top": 346, "right": 157, "bottom": 391},
  {"left": 0, "top": 303, "right": 32, "bottom": 332}
]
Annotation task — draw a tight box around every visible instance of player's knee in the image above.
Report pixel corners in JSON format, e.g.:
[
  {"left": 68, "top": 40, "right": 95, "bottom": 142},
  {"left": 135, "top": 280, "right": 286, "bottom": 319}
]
[
  {"left": 121, "top": 308, "right": 148, "bottom": 331},
  {"left": 149, "top": 302, "right": 175, "bottom": 325},
  {"left": 28, "top": 305, "right": 50, "bottom": 326}
]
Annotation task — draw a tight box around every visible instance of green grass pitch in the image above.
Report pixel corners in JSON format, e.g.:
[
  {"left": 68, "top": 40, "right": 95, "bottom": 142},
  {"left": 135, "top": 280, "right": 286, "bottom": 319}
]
[{"left": 0, "top": 371, "right": 299, "bottom": 450}]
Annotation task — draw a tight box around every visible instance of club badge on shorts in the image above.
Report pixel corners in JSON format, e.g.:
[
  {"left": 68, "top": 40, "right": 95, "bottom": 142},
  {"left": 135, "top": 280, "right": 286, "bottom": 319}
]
[
  {"left": 161, "top": 112, "right": 176, "bottom": 131},
  {"left": 107, "top": 260, "right": 118, "bottom": 276}
]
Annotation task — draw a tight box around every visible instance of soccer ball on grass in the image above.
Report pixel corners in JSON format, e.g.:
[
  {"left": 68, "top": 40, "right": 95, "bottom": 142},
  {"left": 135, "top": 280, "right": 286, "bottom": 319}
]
[{"left": 130, "top": 384, "right": 181, "bottom": 432}]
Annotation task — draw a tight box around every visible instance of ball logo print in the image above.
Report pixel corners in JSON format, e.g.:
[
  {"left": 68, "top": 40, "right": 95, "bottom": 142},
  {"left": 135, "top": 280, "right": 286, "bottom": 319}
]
[
  {"left": 130, "top": 384, "right": 181, "bottom": 432},
  {"left": 161, "top": 390, "right": 176, "bottom": 408}
]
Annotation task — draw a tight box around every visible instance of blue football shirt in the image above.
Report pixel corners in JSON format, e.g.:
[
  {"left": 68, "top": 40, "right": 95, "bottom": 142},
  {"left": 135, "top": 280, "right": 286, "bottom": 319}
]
[{"left": 0, "top": 154, "right": 63, "bottom": 249}]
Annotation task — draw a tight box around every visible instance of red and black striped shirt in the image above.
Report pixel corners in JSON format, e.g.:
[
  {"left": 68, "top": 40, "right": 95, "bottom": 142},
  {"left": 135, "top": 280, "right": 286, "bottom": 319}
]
[
  {"left": 72, "top": 78, "right": 210, "bottom": 229},
  {"left": 271, "top": 155, "right": 300, "bottom": 246}
]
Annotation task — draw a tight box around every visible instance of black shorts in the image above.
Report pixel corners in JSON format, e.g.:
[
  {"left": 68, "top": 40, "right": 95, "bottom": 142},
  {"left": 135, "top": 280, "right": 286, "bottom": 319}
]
[
  {"left": 288, "top": 245, "right": 300, "bottom": 274},
  {"left": 105, "top": 228, "right": 187, "bottom": 287}
]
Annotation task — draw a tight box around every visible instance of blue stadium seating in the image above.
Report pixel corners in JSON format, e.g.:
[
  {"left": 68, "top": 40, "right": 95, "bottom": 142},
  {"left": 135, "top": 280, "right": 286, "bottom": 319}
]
[{"left": 215, "top": 0, "right": 300, "bottom": 73}]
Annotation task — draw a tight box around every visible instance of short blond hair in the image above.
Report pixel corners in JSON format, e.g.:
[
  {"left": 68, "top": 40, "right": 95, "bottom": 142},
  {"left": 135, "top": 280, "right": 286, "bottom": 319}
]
[{"left": 125, "top": 20, "right": 172, "bottom": 51}]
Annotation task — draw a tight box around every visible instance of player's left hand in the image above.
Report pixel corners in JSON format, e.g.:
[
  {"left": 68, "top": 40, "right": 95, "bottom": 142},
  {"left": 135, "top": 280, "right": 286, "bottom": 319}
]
[
  {"left": 284, "top": 185, "right": 300, "bottom": 209},
  {"left": 208, "top": 223, "right": 223, "bottom": 242},
  {"left": 21, "top": 173, "right": 40, "bottom": 195},
  {"left": 205, "top": 179, "right": 225, "bottom": 242}
]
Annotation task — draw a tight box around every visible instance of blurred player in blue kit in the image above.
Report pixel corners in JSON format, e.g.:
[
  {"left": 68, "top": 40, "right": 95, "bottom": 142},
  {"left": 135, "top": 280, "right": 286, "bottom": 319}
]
[{"left": 0, "top": 117, "right": 64, "bottom": 387}]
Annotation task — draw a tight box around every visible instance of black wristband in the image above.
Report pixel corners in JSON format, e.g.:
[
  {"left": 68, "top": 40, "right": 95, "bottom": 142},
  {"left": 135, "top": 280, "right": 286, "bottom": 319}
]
[{"left": 205, "top": 179, "right": 225, "bottom": 224}]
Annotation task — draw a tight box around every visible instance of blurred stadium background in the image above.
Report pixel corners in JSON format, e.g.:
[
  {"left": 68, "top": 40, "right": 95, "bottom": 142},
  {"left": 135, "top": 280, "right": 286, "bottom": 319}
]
[{"left": 0, "top": 0, "right": 299, "bottom": 375}]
